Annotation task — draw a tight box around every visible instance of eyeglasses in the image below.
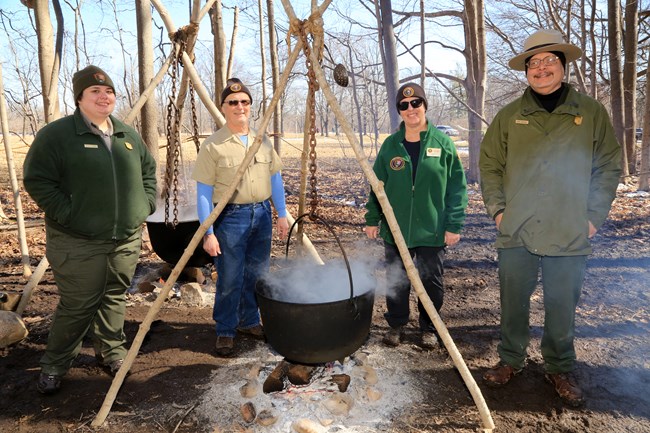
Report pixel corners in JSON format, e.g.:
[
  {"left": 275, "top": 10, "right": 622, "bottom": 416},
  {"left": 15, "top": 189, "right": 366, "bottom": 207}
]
[
  {"left": 526, "top": 55, "right": 560, "bottom": 70},
  {"left": 398, "top": 98, "right": 424, "bottom": 111},
  {"left": 224, "top": 99, "right": 251, "bottom": 106}
]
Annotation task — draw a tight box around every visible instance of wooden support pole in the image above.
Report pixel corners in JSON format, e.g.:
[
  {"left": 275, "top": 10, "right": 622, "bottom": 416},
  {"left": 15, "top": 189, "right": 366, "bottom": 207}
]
[
  {"left": 15, "top": 256, "right": 49, "bottom": 316},
  {"left": 0, "top": 62, "right": 31, "bottom": 278}
]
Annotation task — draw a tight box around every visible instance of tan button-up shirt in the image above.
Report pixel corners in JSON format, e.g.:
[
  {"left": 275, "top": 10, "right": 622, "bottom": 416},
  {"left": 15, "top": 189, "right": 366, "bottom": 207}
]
[{"left": 192, "top": 125, "right": 282, "bottom": 204}]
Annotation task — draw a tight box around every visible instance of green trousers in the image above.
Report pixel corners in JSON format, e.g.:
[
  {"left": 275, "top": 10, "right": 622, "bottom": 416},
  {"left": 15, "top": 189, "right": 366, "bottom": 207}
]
[
  {"left": 40, "top": 225, "right": 142, "bottom": 376},
  {"left": 497, "top": 247, "right": 587, "bottom": 374}
]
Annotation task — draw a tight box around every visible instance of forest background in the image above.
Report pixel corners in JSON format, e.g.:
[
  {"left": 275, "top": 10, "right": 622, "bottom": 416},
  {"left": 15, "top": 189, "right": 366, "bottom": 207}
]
[{"left": 1, "top": 0, "right": 649, "bottom": 188}]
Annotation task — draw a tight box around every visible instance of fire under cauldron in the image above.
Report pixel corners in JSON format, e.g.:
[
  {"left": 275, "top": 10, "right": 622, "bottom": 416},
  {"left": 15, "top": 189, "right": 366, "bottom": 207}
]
[
  {"left": 256, "top": 214, "right": 375, "bottom": 365},
  {"left": 146, "top": 204, "right": 212, "bottom": 268}
]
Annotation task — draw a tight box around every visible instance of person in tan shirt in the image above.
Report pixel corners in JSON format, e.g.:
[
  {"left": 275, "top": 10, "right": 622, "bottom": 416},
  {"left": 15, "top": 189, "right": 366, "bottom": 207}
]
[{"left": 192, "top": 78, "right": 288, "bottom": 357}]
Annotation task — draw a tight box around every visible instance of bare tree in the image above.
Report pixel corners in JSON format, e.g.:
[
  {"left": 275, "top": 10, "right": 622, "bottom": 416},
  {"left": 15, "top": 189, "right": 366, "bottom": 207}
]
[
  {"left": 31, "top": 0, "right": 64, "bottom": 122},
  {"left": 609, "top": 0, "right": 628, "bottom": 178},
  {"left": 267, "top": 0, "right": 282, "bottom": 153},
  {"left": 623, "top": 0, "right": 639, "bottom": 175},
  {"left": 376, "top": 0, "right": 400, "bottom": 131},
  {"left": 136, "top": 0, "right": 160, "bottom": 162},
  {"left": 209, "top": 0, "right": 227, "bottom": 104}
]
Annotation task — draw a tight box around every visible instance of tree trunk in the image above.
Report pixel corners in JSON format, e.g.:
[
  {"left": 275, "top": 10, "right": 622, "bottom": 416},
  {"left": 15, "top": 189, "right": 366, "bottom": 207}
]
[
  {"left": 608, "top": 0, "right": 628, "bottom": 179},
  {"left": 622, "top": 0, "right": 638, "bottom": 175},
  {"left": 34, "top": 0, "right": 63, "bottom": 123},
  {"left": 210, "top": 0, "right": 227, "bottom": 107},
  {"left": 639, "top": 59, "right": 650, "bottom": 191},
  {"left": 136, "top": 0, "right": 159, "bottom": 163},
  {"left": 258, "top": 0, "right": 267, "bottom": 115},
  {"left": 226, "top": 7, "right": 239, "bottom": 79},
  {"left": 377, "top": 0, "right": 400, "bottom": 132},
  {"left": 267, "top": 0, "right": 282, "bottom": 154},
  {"left": 463, "top": 0, "right": 486, "bottom": 184}
]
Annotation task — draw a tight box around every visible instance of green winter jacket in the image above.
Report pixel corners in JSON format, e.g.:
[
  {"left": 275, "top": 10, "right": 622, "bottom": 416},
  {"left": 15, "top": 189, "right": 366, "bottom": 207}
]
[
  {"left": 23, "top": 109, "right": 157, "bottom": 241},
  {"left": 479, "top": 84, "right": 621, "bottom": 256},
  {"left": 365, "top": 120, "right": 468, "bottom": 248}
]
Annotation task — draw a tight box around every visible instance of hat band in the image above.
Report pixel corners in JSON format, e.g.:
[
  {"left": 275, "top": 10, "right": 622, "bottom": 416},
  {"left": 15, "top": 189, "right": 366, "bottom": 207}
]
[{"left": 525, "top": 42, "right": 556, "bottom": 53}]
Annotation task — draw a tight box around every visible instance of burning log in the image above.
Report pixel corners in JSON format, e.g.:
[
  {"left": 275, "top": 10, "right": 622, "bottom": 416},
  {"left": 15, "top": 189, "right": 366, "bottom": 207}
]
[
  {"left": 287, "top": 363, "right": 316, "bottom": 385},
  {"left": 263, "top": 360, "right": 289, "bottom": 393}
]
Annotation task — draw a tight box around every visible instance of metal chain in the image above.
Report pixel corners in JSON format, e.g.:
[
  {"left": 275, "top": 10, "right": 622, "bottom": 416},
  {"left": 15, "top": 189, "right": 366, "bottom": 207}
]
[
  {"left": 297, "top": 22, "right": 320, "bottom": 220},
  {"left": 189, "top": 82, "right": 201, "bottom": 153},
  {"left": 163, "top": 38, "right": 186, "bottom": 227}
]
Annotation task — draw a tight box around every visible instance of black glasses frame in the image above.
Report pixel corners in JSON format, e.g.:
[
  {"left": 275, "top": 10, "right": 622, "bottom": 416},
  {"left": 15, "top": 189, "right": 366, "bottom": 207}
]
[{"left": 398, "top": 98, "right": 424, "bottom": 111}]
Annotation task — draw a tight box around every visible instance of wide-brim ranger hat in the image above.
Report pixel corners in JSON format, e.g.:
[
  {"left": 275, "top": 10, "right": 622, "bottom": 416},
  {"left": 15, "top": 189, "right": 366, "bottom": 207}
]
[{"left": 508, "top": 29, "right": 582, "bottom": 71}]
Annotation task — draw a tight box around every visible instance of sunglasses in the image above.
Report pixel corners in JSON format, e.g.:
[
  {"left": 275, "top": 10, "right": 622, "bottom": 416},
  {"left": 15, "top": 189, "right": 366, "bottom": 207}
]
[
  {"left": 398, "top": 98, "right": 424, "bottom": 111},
  {"left": 224, "top": 99, "right": 251, "bottom": 106}
]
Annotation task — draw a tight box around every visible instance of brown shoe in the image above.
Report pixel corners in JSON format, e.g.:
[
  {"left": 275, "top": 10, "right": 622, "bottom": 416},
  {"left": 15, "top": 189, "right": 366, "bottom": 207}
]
[
  {"left": 237, "top": 324, "right": 265, "bottom": 340},
  {"left": 545, "top": 373, "right": 584, "bottom": 407},
  {"left": 483, "top": 362, "right": 522, "bottom": 386},
  {"left": 215, "top": 336, "right": 234, "bottom": 357}
]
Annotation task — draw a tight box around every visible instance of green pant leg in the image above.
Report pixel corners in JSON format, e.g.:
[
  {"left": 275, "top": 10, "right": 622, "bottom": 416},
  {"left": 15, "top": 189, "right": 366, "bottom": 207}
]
[
  {"left": 540, "top": 254, "right": 587, "bottom": 373},
  {"left": 41, "top": 226, "right": 114, "bottom": 375},
  {"left": 497, "top": 247, "right": 540, "bottom": 369},
  {"left": 92, "top": 230, "right": 142, "bottom": 363}
]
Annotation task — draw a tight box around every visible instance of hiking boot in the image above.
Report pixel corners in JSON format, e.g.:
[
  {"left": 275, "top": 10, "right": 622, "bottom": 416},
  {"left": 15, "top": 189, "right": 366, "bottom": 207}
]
[
  {"left": 483, "top": 362, "right": 522, "bottom": 387},
  {"left": 420, "top": 332, "right": 439, "bottom": 349},
  {"left": 215, "top": 336, "right": 234, "bottom": 357},
  {"left": 382, "top": 326, "right": 404, "bottom": 347},
  {"left": 37, "top": 373, "right": 62, "bottom": 395},
  {"left": 237, "top": 324, "right": 265, "bottom": 340},
  {"left": 545, "top": 372, "right": 585, "bottom": 407}
]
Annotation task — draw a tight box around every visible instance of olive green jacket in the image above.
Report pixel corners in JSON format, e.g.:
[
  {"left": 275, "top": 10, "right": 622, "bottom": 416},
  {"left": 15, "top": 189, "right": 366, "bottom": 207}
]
[
  {"left": 23, "top": 109, "right": 157, "bottom": 240},
  {"left": 479, "top": 84, "right": 621, "bottom": 256}
]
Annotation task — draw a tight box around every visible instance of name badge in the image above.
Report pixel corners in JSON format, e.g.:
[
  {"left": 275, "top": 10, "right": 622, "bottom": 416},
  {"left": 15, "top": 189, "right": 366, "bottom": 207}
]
[
  {"left": 515, "top": 119, "right": 529, "bottom": 125},
  {"left": 125, "top": 142, "right": 134, "bottom": 150},
  {"left": 84, "top": 144, "right": 98, "bottom": 148},
  {"left": 426, "top": 148, "right": 441, "bottom": 158}
]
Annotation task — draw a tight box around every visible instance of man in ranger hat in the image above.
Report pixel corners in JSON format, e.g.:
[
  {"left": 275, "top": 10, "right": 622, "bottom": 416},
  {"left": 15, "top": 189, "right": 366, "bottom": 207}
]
[
  {"left": 479, "top": 30, "right": 621, "bottom": 406},
  {"left": 24, "top": 65, "right": 157, "bottom": 394}
]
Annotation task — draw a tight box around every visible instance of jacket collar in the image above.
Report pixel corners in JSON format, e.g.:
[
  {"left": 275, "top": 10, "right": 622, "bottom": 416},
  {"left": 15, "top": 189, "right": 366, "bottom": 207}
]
[
  {"left": 73, "top": 108, "right": 126, "bottom": 135},
  {"left": 520, "top": 83, "right": 581, "bottom": 116}
]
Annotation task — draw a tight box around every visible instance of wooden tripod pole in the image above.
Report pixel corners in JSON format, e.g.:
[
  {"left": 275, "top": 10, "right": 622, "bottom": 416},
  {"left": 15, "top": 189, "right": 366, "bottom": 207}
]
[
  {"left": 91, "top": 38, "right": 305, "bottom": 428},
  {"left": 0, "top": 62, "right": 31, "bottom": 278},
  {"left": 304, "top": 38, "right": 496, "bottom": 433}
]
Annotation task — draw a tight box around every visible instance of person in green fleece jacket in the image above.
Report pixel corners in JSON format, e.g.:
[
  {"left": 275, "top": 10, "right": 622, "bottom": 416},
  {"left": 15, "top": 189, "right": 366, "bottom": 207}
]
[
  {"left": 364, "top": 82, "right": 468, "bottom": 350},
  {"left": 23, "top": 65, "right": 157, "bottom": 395},
  {"left": 479, "top": 30, "right": 621, "bottom": 407}
]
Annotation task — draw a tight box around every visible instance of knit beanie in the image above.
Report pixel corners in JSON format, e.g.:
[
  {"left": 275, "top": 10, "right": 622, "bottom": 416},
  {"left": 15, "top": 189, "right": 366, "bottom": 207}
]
[
  {"left": 221, "top": 78, "right": 253, "bottom": 105},
  {"left": 72, "top": 65, "right": 115, "bottom": 104},
  {"left": 395, "top": 82, "right": 428, "bottom": 111}
]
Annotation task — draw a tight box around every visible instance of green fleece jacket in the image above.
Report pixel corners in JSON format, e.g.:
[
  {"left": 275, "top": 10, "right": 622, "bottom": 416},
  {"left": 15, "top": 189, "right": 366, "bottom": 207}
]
[
  {"left": 479, "top": 84, "right": 621, "bottom": 256},
  {"left": 23, "top": 109, "right": 157, "bottom": 240},
  {"left": 365, "top": 120, "right": 468, "bottom": 248}
]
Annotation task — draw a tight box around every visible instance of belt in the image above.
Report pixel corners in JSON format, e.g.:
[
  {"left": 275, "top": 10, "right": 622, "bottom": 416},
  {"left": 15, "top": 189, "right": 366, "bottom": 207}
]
[{"left": 222, "top": 200, "right": 267, "bottom": 210}]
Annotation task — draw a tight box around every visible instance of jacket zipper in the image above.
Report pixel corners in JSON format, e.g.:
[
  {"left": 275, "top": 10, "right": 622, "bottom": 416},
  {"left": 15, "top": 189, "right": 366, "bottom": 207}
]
[{"left": 109, "top": 136, "right": 119, "bottom": 240}]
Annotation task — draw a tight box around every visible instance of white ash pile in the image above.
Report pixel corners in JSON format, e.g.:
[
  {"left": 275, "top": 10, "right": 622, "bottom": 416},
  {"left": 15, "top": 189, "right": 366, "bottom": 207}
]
[{"left": 195, "top": 345, "right": 422, "bottom": 432}]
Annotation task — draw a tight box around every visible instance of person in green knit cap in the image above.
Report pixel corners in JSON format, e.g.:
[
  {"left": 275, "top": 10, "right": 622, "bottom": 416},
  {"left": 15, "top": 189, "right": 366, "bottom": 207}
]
[
  {"left": 364, "top": 82, "right": 468, "bottom": 350},
  {"left": 23, "top": 65, "right": 157, "bottom": 394}
]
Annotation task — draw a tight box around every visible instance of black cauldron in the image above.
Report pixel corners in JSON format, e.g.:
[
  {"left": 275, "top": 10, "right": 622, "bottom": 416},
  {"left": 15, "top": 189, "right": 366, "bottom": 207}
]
[
  {"left": 146, "top": 203, "right": 212, "bottom": 267},
  {"left": 256, "top": 267, "right": 374, "bottom": 364}
]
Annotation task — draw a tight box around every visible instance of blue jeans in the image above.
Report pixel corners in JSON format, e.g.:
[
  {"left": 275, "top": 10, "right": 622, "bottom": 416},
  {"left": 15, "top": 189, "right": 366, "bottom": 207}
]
[{"left": 213, "top": 200, "right": 272, "bottom": 337}]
